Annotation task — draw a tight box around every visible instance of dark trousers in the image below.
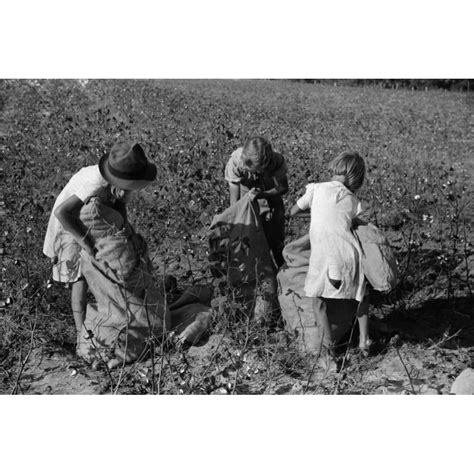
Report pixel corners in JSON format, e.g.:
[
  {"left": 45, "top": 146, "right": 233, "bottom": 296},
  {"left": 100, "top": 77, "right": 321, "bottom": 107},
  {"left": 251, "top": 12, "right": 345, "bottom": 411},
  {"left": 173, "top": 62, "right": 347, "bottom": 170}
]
[{"left": 261, "top": 204, "right": 285, "bottom": 268}]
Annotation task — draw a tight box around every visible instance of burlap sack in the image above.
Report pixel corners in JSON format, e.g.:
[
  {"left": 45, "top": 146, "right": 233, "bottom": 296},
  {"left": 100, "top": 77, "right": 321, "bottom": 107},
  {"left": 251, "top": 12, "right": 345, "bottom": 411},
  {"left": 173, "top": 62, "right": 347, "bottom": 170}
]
[
  {"left": 352, "top": 219, "right": 399, "bottom": 292},
  {"left": 76, "top": 198, "right": 210, "bottom": 366},
  {"left": 209, "top": 194, "right": 278, "bottom": 321},
  {"left": 278, "top": 220, "right": 397, "bottom": 354},
  {"left": 277, "top": 234, "right": 356, "bottom": 353}
]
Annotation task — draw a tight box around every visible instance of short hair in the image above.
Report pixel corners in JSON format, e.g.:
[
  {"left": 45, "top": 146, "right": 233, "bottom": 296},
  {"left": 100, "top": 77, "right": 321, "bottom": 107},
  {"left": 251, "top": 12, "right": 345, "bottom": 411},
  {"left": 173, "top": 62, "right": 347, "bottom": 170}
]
[
  {"left": 241, "top": 137, "right": 273, "bottom": 171},
  {"left": 328, "top": 151, "right": 365, "bottom": 192}
]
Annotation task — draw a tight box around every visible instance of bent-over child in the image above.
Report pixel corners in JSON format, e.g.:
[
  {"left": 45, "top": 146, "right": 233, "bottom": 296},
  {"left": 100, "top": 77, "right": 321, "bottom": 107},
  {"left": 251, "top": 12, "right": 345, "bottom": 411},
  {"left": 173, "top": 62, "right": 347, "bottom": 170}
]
[
  {"left": 43, "top": 140, "right": 157, "bottom": 350},
  {"left": 289, "top": 151, "right": 371, "bottom": 369},
  {"left": 225, "top": 137, "right": 288, "bottom": 267}
]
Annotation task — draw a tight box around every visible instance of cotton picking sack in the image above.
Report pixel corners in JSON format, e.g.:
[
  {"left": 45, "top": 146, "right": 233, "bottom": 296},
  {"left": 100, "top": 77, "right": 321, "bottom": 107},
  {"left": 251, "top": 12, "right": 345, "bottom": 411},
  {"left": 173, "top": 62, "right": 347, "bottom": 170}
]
[
  {"left": 277, "top": 234, "right": 356, "bottom": 353},
  {"left": 76, "top": 198, "right": 170, "bottom": 365},
  {"left": 352, "top": 219, "right": 399, "bottom": 292},
  {"left": 77, "top": 198, "right": 212, "bottom": 366},
  {"left": 208, "top": 194, "right": 278, "bottom": 321},
  {"left": 277, "top": 220, "right": 397, "bottom": 354}
]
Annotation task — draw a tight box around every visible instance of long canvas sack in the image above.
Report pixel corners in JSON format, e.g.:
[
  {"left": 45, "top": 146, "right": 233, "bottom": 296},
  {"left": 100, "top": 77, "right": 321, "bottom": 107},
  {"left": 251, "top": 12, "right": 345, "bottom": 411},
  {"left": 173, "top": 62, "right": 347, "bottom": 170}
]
[{"left": 352, "top": 219, "right": 399, "bottom": 293}]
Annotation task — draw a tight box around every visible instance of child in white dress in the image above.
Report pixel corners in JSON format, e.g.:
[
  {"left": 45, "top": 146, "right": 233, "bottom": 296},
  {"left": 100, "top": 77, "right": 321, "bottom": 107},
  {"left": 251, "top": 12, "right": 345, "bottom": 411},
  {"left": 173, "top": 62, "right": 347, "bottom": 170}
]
[{"left": 290, "top": 151, "right": 370, "bottom": 366}]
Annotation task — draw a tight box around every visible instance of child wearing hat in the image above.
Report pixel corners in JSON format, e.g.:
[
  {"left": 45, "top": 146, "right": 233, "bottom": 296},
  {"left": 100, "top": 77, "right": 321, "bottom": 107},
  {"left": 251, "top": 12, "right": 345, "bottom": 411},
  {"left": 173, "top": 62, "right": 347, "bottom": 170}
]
[
  {"left": 43, "top": 140, "right": 157, "bottom": 349},
  {"left": 225, "top": 137, "right": 288, "bottom": 267}
]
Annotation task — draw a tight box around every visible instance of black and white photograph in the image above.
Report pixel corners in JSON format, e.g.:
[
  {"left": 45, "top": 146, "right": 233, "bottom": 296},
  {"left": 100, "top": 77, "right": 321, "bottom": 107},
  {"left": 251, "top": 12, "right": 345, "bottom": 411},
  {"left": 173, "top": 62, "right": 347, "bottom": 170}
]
[
  {"left": 1, "top": 77, "right": 472, "bottom": 396},
  {"left": 1, "top": 0, "right": 473, "bottom": 472}
]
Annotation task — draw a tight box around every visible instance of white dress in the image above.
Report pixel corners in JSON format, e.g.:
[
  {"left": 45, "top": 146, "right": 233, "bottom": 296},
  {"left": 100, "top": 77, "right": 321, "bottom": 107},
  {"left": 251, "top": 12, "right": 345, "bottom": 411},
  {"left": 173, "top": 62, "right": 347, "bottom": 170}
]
[{"left": 296, "top": 181, "right": 365, "bottom": 302}]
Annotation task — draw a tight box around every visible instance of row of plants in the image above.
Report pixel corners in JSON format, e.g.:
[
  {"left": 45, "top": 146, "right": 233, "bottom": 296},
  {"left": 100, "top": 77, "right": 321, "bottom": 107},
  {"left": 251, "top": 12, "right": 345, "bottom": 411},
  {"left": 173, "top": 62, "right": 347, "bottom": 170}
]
[{"left": 0, "top": 79, "right": 472, "bottom": 393}]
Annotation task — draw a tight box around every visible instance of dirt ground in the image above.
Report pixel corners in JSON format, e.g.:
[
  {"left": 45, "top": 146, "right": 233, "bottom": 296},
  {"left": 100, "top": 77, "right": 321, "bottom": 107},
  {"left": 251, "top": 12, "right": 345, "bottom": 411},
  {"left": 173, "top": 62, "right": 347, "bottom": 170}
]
[
  {"left": 6, "top": 250, "right": 474, "bottom": 396},
  {"left": 13, "top": 309, "right": 474, "bottom": 395}
]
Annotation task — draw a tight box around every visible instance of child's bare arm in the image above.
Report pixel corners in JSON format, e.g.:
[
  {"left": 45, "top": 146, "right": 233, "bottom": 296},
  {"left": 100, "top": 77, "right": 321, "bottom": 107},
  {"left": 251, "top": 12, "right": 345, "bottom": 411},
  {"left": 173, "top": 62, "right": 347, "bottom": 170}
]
[
  {"left": 229, "top": 183, "right": 240, "bottom": 205},
  {"left": 54, "top": 195, "right": 95, "bottom": 256},
  {"left": 289, "top": 203, "right": 306, "bottom": 217}
]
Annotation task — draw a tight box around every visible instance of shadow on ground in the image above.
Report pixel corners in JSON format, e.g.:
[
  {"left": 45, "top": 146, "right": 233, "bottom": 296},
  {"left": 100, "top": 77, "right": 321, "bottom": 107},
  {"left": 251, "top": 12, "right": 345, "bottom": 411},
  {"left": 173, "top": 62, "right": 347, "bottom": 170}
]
[{"left": 379, "top": 296, "right": 474, "bottom": 348}]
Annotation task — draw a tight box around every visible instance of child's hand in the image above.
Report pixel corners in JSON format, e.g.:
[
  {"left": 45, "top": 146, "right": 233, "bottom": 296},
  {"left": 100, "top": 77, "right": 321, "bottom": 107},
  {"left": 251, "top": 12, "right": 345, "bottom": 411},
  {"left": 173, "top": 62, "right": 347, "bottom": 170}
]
[
  {"left": 248, "top": 188, "right": 262, "bottom": 201},
  {"left": 81, "top": 243, "right": 96, "bottom": 258},
  {"left": 79, "top": 237, "right": 96, "bottom": 258}
]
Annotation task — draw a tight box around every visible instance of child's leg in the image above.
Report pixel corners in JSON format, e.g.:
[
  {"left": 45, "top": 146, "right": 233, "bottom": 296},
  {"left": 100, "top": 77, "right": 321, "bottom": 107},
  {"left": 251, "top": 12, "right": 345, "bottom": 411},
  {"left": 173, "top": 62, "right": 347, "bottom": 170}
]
[
  {"left": 313, "top": 297, "right": 334, "bottom": 354},
  {"left": 71, "top": 278, "right": 88, "bottom": 338},
  {"left": 313, "top": 297, "right": 338, "bottom": 372},
  {"left": 356, "top": 293, "right": 371, "bottom": 353}
]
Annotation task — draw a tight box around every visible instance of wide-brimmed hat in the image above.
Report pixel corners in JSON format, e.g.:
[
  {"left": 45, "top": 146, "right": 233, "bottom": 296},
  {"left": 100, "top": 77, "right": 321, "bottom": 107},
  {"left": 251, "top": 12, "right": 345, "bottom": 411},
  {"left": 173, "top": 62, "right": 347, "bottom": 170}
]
[{"left": 99, "top": 141, "right": 157, "bottom": 190}]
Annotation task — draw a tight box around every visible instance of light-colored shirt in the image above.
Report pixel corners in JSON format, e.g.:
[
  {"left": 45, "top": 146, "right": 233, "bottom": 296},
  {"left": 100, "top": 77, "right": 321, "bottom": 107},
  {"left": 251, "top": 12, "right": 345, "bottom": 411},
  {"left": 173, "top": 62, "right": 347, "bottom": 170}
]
[
  {"left": 43, "top": 165, "right": 107, "bottom": 258},
  {"left": 296, "top": 181, "right": 365, "bottom": 301}
]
